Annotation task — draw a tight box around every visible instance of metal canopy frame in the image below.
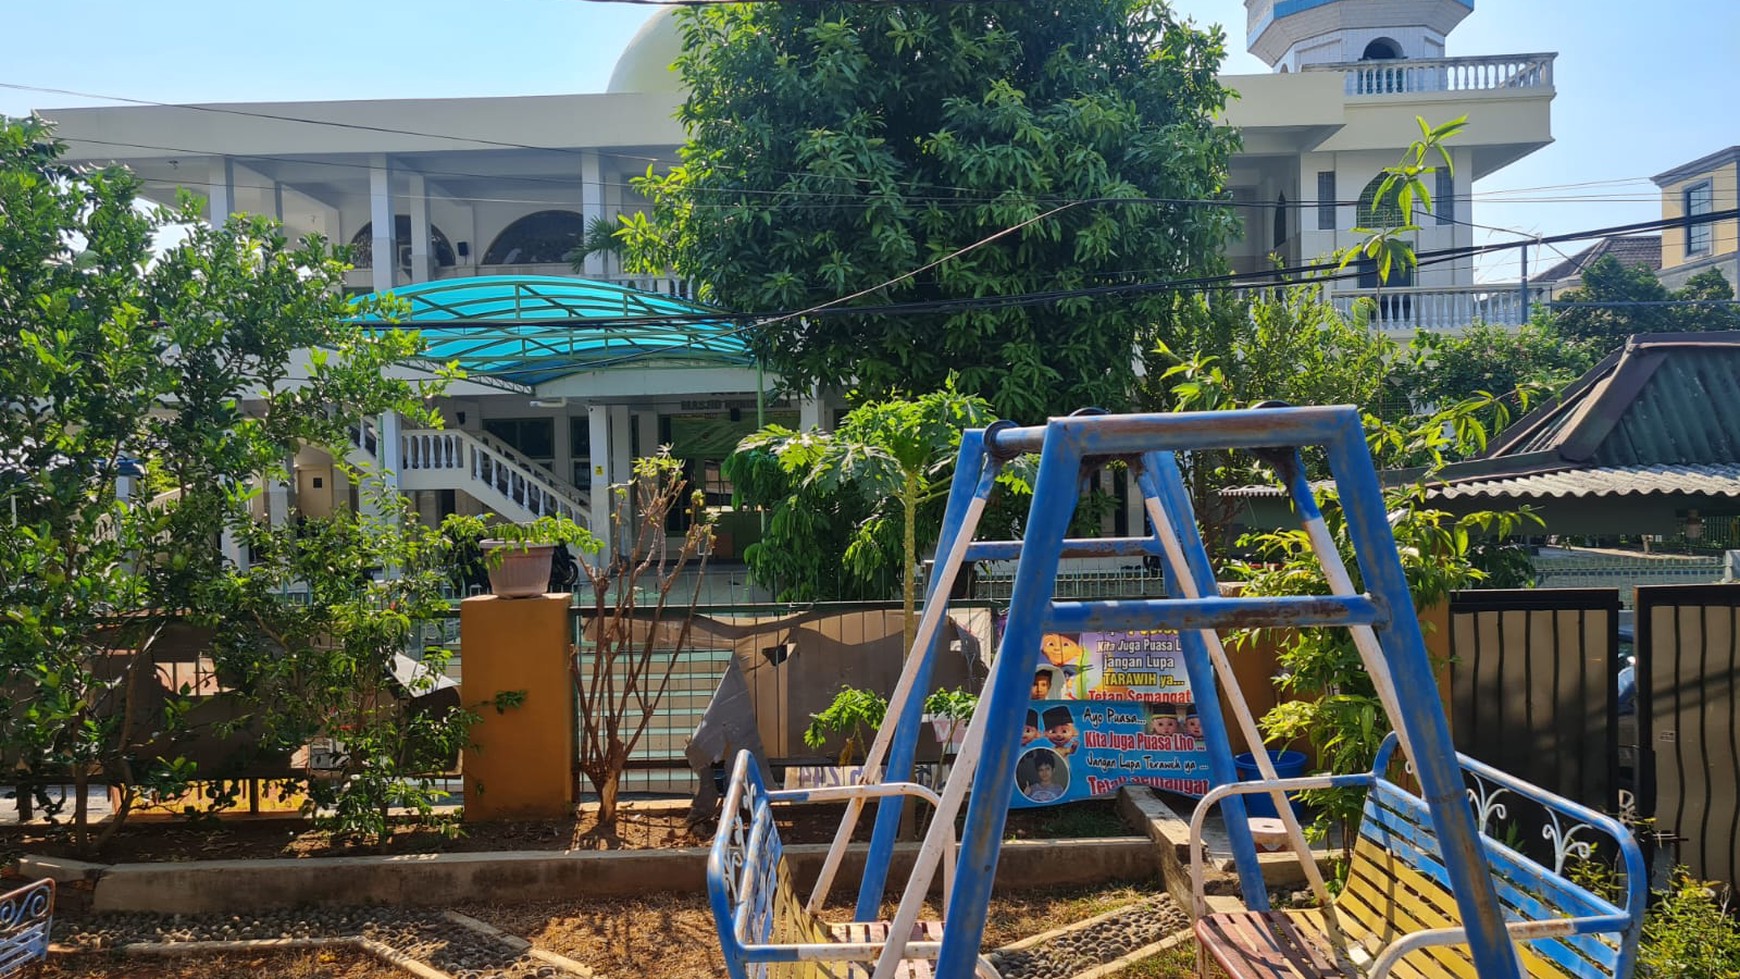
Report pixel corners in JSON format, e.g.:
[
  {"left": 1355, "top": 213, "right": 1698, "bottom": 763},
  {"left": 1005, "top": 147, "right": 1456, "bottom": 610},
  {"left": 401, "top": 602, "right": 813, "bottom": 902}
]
[{"left": 347, "top": 275, "right": 752, "bottom": 386}]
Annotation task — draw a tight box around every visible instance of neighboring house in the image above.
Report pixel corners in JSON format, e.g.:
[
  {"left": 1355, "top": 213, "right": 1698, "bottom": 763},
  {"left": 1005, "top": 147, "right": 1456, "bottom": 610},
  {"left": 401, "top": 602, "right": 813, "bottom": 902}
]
[
  {"left": 1534, "top": 235, "right": 1663, "bottom": 291},
  {"left": 1230, "top": 333, "right": 1740, "bottom": 584},
  {"left": 1653, "top": 146, "right": 1740, "bottom": 292},
  {"left": 33, "top": 0, "right": 1556, "bottom": 550}
]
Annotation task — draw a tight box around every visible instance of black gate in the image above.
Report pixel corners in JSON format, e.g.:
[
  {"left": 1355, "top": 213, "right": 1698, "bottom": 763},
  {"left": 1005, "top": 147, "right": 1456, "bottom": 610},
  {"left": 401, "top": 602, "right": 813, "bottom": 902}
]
[
  {"left": 1448, "top": 588, "right": 1621, "bottom": 815},
  {"left": 1639, "top": 583, "right": 1740, "bottom": 888}
]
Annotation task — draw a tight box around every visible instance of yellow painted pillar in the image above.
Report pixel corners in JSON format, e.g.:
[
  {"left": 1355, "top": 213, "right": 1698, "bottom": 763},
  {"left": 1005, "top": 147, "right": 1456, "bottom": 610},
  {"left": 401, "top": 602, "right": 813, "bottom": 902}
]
[{"left": 461, "top": 593, "right": 575, "bottom": 821}]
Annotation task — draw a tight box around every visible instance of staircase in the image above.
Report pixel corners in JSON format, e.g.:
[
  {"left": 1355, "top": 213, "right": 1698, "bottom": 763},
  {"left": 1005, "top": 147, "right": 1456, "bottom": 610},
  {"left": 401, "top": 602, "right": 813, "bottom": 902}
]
[
  {"left": 350, "top": 420, "right": 591, "bottom": 526},
  {"left": 573, "top": 644, "right": 737, "bottom": 796}
]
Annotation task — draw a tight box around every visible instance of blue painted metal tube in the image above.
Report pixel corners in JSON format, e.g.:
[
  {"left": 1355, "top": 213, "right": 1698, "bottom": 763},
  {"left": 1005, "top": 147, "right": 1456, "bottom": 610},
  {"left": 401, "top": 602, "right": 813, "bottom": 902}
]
[
  {"left": 1136, "top": 453, "right": 1268, "bottom": 910},
  {"left": 965, "top": 537, "right": 1166, "bottom": 561},
  {"left": 854, "top": 430, "right": 994, "bottom": 920},
  {"left": 982, "top": 405, "right": 1357, "bottom": 457},
  {"left": 1043, "top": 594, "right": 1382, "bottom": 632},
  {"left": 934, "top": 424, "right": 1084, "bottom": 979},
  {"left": 1320, "top": 415, "right": 1524, "bottom": 979}
]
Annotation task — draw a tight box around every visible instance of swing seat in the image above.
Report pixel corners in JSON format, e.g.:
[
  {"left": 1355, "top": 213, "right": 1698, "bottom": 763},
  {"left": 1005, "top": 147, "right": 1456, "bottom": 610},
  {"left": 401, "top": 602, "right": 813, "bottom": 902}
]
[
  {"left": 1190, "top": 736, "right": 1644, "bottom": 979},
  {"left": 708, "top": 751, "right": 1000, "bottom": 979},
  {"left": 0, "top": 878, "right": 54, "bottom": 978}
]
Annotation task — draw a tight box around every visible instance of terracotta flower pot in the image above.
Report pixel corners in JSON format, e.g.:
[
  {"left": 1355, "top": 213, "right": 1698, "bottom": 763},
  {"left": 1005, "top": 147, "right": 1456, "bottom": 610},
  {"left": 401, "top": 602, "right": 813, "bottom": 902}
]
[{"left": 480, "top": 540, "right": 554, "bottom": 599}]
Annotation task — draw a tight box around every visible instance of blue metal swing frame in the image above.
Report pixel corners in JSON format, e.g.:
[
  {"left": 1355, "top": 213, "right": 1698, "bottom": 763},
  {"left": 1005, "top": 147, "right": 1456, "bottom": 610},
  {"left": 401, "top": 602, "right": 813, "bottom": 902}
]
[{"left": 711, "top": 405, "right": 1646, "bottom": 979}]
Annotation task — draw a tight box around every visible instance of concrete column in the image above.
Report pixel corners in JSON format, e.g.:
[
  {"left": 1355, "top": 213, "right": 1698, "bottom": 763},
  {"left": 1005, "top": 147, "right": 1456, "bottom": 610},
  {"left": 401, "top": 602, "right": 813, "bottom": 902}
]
[
  {"left": 799, "top": 385, "right": 828, "bottom": 431},
  {"left": 461, "top": 594, "right": 576, "bottom": 821},
  {"left": 207, "top": 157, "right": 235, "bottom": 226},
  {"left": 580, "top": 150, "right": 606, "bottom": 278},
  {"left": 407, "top": 171, "right": 432, "bottom": 283},
  {"left": 272, "top": 181, "right": 285, "bottom": 225},
  {"left": 266, "top": 474, "right": 290, "bottom": 529},
  {"left": 608, "top": 404, "right": 633, "bottom": 554},
  {"left": 587, "top": 404, "right": 612, "bottom": 557},
  {"left": 636, "top": 410, "right": 659, "bottom": 461},
  {"left": 379, "top": 408, "right": 404, "bottom": 504},
  {"left": 220, "top": 526, "right": 246, "bottom": 571},
  {"left": 369, "top": 156, "right": 395, "bottom": 294}
]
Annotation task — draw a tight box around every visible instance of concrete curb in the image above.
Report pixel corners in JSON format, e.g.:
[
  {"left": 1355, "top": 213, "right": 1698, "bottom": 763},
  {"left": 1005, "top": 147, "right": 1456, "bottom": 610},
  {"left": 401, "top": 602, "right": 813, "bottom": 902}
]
[{"left": 21, "top": 837, "right": 1159, "bottom": 914}]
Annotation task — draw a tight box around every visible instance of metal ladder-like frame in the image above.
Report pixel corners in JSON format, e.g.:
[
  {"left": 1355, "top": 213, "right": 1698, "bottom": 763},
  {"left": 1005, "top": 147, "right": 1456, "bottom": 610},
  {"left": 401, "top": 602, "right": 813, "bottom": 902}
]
[{"left": 798, "top": 407, "right": 1524, "bottom": 979}]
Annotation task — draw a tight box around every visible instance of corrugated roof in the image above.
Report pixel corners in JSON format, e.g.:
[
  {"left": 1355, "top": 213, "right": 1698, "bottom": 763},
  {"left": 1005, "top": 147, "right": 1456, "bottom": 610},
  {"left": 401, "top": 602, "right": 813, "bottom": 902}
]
[
  {"left": 1226, "top": 334, "right": 1740, "bottom": 505},
  {"left": 1477, "top": 333, "right": 1740, "bottom": 466},
  {"left": 1434, "top": 464, "right": 1740, "bottom": 500}
]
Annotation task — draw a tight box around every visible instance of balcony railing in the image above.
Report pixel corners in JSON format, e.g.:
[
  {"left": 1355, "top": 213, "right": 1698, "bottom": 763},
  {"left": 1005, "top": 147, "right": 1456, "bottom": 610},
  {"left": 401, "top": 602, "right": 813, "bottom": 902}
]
[
  {"left": 1330, "top": 283, "right": 1555, "bottom": 333},
  {"left": 429, "top": 264, "right": 696, "bottom": 300},
  {"left": 1306, "top": 53, "right": 1555, "bottom": 97}
]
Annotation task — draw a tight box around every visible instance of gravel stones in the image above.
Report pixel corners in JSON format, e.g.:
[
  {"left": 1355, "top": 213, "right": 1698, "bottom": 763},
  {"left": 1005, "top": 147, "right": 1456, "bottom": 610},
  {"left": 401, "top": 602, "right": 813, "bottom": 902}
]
[
  {"left": 55, "top": 906, "right": 582, "bottom": 979},
  {"left": 988, "top": 897, "right": 1191, "bottom": 979}
]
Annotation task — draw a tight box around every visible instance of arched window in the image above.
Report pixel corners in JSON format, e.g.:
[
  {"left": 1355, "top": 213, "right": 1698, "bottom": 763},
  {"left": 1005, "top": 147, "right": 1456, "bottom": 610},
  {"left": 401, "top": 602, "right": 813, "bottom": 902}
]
[
  {"left": 1273, "top": 193, "right": 1288, "bottom": 249},
  {"left": 483, "top": 210, "right": 588, "bottom": 266},
  {"left": 1361, "top": 38, "right": 1403, "bottom": 61},
  {"left": 348, "top": 216, "right": 456, "bottom": 271},
  {"left": 1356, "top": 174, "right": 1404, "bottom": 229}
]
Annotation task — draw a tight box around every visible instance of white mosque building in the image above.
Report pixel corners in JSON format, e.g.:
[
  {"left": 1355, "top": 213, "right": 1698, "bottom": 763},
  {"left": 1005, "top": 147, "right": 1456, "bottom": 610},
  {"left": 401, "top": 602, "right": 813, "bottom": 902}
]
[{"left": 35, "top": 0, "right": 1555, "bottom": 552}]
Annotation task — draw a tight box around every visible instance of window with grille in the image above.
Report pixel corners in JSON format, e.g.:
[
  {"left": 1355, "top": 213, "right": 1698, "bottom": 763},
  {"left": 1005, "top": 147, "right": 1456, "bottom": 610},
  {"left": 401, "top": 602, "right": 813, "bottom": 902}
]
[
  {"left": 1686, "top": 182, "right": 1714, "bottom": 256},
  {"left": 1317, "top": 171, "right": 1336, "bottom": 230},
  {"left": 1436, "top": 169, "right": 1455, "bottom": 226},
  {"left": 1357, "top": 174, "right": 1403, "bottom": 229}
]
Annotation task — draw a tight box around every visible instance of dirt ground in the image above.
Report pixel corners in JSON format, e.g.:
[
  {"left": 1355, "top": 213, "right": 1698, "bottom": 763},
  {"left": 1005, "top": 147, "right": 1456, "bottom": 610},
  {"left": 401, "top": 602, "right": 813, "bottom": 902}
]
[
  {"left": 40, "top": 948, "right": 393, "bottom": 979},
  {"left": 3, "top": 799, "right": 1130, "bottom": 864},
  {"left": 41, "top": 883, "right": 1199, "bottom": 979}
]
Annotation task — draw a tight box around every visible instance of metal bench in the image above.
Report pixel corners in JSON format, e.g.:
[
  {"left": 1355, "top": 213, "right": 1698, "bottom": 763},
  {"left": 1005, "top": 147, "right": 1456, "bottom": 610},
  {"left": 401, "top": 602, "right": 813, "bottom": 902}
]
[
  {"left": 0, "top": 879, "right": 54, "bottom": 977},
  {"left": 1190, "top": 735, "right": 1645, "bottom": 979},
  {"left": 708, "top": 750, "right": 1001, "bottom": 979}
]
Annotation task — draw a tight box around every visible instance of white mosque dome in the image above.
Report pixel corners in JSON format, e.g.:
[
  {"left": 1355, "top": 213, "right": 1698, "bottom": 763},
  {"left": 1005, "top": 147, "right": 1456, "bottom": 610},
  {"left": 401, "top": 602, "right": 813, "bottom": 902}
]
[{"left": 607, "top": 9, "right": 686, "bottom": 95}]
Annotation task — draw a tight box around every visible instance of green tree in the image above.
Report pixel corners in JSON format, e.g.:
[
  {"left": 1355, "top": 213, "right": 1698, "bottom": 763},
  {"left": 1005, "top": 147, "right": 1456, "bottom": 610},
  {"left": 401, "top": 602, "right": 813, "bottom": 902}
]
[
  {"left": 621, "top": 0, "right": 1241, "bottom": 419},
  {"left": 730, "top": 384, "right": 992, "bottom": 651},
  {"left": 1144, "top": 285, "right": 1405, "bottom": 555},
  {"left": 1397, "top": 319, "right": 1594, "bottom": 414},
  {"left": 1553, "top": 256, "right": 1740, "bottom": 353},
  {"left": 0, "top": 116, "right": 447, "bottom": 849}
]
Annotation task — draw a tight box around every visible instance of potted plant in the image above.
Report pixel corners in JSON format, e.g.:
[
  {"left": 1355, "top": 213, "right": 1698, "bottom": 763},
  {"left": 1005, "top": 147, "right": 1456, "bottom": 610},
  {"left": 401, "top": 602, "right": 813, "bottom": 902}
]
[{"left": 475, "top": 515, "right": 599, "bottom": 599}]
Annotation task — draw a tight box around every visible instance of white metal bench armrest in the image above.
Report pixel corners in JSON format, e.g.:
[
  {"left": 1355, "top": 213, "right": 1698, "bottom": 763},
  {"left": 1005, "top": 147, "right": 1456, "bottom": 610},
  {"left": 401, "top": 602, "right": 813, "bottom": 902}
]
[
  {"left": 1369, "top": 915, "right": 1633, "bottom": 979},
  {"left": 1187, "top": 774, "right": 1372, "bottom": 916}
]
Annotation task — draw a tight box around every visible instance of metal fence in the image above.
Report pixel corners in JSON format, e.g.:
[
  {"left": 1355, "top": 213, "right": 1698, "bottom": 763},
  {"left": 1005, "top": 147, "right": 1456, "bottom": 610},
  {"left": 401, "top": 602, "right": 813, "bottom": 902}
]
[
  {"left": 1638, "top": 584, "right": 1740, "bottom": 889},
  {"left": 1448, "top": 589, "right": 1621, "bottom": 820}
]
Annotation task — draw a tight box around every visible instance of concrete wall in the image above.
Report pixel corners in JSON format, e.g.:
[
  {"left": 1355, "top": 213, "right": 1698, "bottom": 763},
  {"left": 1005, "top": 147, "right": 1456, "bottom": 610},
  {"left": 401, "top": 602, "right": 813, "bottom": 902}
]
[
  {"left": 1659, "top": 159, "right": 1740, "bottom": 273},
  {"left": 45, "top": 838, "right": 1158, "bottom": 914}
]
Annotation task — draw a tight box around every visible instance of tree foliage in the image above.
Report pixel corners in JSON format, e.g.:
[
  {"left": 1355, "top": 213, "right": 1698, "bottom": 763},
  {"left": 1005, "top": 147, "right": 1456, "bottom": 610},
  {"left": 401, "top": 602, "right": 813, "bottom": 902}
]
[
  {"left": 0, "top": 116, "right": 471, "bottom": 848},
  {"left": 622, "top": 0, "right": 1241, "bottom": 419},
  {"left": 1552, "top": 255, "right": 1740, "bottom": 353},
  {"left": 1396, "top": 319, "right": 1594, "bottom": 413},
  {"left": 727, "top": 383, "right": 992, "bottom": 650}
]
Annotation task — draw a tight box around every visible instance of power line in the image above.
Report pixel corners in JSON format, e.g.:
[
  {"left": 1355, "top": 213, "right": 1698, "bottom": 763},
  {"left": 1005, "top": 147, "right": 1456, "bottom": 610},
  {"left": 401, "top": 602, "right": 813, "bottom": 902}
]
[
  {"left": 7, "top": 81, "right": 1702, "bottom": 215},
  {"left": 379, "top": 206, "right": 1740, "bottom": 381}
]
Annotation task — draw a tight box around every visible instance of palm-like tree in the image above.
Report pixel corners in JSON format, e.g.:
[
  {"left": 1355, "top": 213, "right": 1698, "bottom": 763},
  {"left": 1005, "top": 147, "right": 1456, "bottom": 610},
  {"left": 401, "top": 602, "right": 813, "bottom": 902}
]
[{"left": 737, "top": 384, "right": 992, "bottom": 653}]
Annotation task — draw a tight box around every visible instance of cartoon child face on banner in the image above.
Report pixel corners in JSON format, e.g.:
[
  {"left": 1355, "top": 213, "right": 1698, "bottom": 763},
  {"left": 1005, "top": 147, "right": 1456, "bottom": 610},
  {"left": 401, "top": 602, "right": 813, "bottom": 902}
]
[{"left": 1010, "top": 627, "right": 1217, "bottom": 808}]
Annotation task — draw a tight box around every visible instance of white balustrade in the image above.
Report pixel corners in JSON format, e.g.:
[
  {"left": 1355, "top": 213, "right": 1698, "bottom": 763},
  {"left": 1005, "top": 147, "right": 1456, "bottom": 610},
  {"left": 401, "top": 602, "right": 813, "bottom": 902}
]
[
  {"left": 403, "top": 431, "right": 465, "bottom": 471},
  {"left": 1306, "top": 53, "right": 1555, "bottom": 97},
  {"left": 1330, "top": 283, "right": 1554, "bottom": 333}
]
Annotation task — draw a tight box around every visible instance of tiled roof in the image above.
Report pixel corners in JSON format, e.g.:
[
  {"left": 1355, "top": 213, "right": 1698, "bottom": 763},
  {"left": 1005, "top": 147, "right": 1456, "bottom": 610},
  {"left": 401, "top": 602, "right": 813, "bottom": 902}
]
[
  {"left": 1433, "top": 464, "right": 1740, "bottom": 500},
  {"left": 1535, "top": 235, "right": 1663, "bottom": 284}
]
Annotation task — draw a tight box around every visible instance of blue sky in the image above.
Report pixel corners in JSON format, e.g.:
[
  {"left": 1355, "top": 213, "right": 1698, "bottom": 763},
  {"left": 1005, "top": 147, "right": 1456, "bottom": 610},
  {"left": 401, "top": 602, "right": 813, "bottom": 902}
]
[{"left": 3, "top": 0, "right": 1734, "bottom": 281}]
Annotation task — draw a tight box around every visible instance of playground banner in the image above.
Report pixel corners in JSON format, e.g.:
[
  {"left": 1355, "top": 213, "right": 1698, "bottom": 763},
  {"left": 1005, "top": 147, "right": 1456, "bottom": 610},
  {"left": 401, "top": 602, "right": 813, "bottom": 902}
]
[{"left": 1009, "top": 628, "right": 1215, "bottom": 808}]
